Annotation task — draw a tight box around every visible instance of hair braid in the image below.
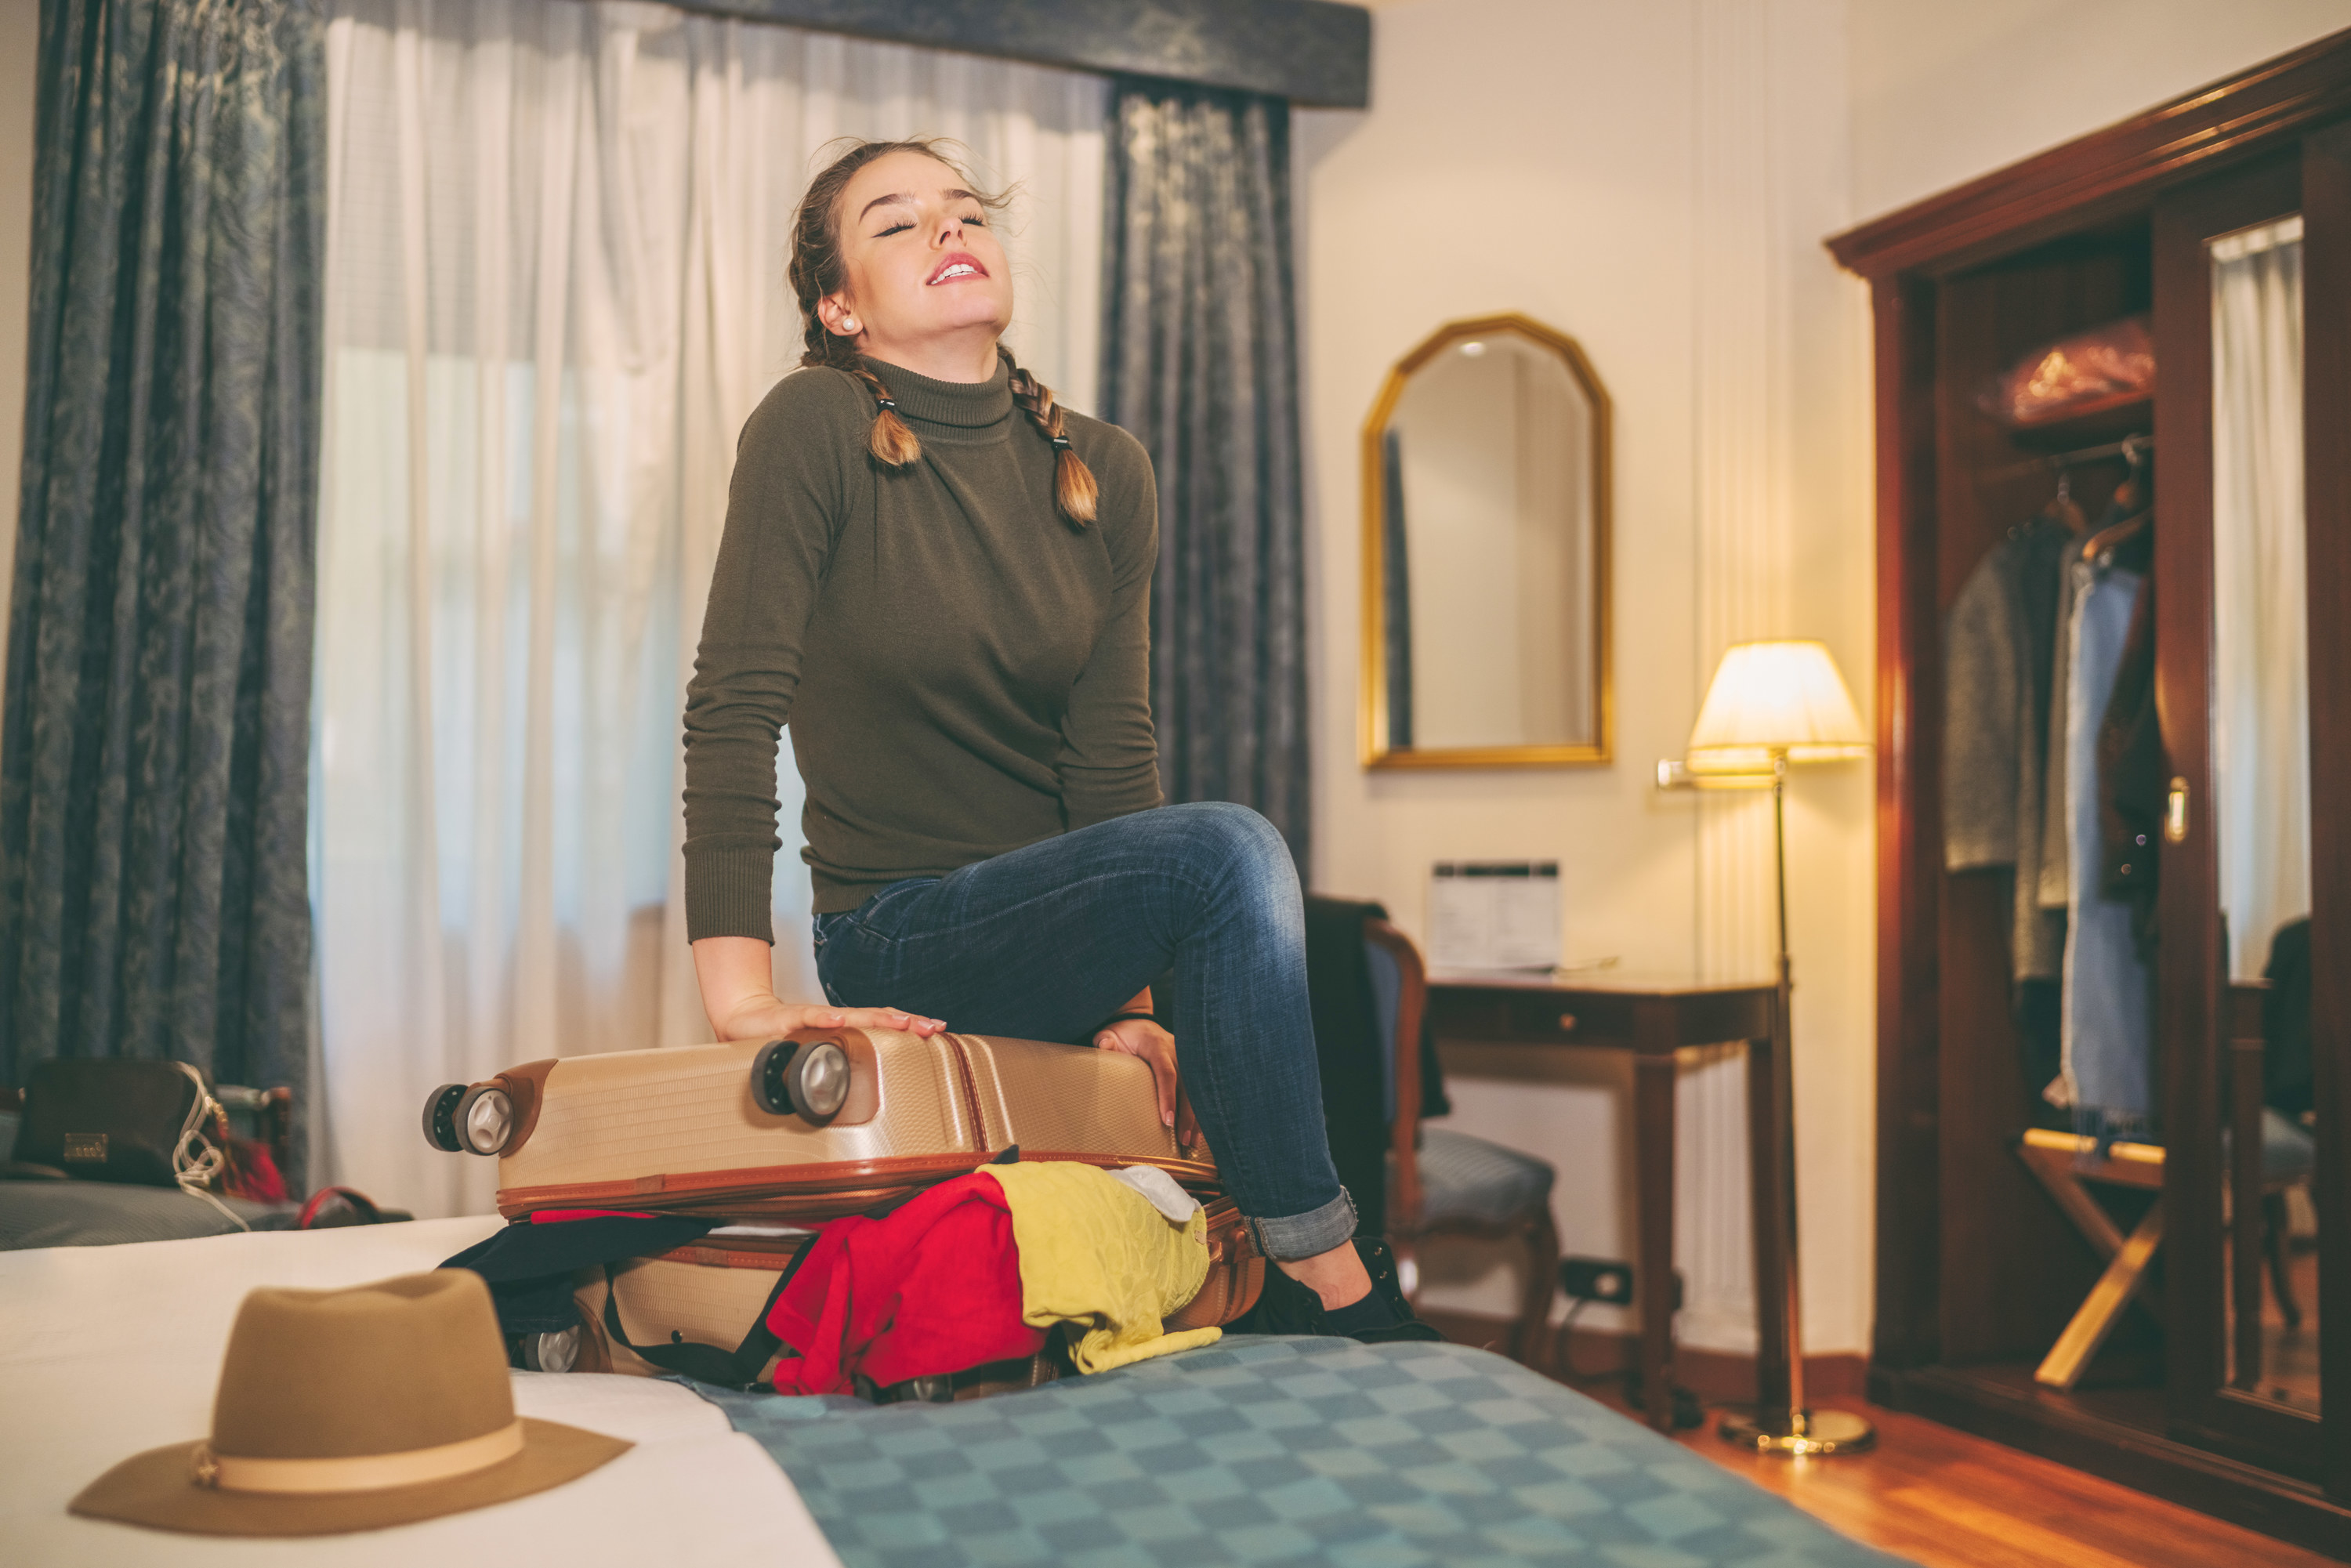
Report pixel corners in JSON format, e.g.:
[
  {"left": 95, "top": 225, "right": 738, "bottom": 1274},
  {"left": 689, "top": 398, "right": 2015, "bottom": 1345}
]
[
  {"left": 786, "top": 138, "right": 945, "bottom": 470},
  {"left": 787, "top": 139, "right": 1096, "bottom": 523},
  {"left": 1001, "top": 348, "right": 1099, "bottom": 528}
]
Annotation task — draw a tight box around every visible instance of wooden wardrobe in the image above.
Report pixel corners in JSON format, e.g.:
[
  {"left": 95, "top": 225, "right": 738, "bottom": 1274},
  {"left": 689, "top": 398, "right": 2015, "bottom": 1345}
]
[{"left": 1831, "top": 31, "right": 2351, "bottom": 1555}]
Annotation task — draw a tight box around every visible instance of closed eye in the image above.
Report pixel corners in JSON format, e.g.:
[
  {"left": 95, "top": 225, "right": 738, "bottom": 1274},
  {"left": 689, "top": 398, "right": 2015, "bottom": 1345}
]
[{"left": 874, "top": 220, "right": 913, "bottom": 237}]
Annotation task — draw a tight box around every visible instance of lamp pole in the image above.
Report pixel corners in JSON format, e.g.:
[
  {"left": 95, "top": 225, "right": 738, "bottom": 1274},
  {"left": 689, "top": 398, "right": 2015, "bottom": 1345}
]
[{"left": 1718, "top": 748, "right": 1875, "bottom": 1455}]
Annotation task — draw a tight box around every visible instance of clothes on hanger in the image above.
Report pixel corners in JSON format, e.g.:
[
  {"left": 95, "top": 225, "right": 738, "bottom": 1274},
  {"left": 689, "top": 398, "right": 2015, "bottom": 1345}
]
[
  {"left": 1942, "top": 513, "right": 2074, "bottom": 984},
  {"left": 2039, "top": 486, "right": 2150, "bottom": 922},
  {"left": 2096, "top": 572, "right": 2162, "bottom": 951},
  {"left": 1944, "top": 465, "right": 2156, "bottom": 1123},
  {"left": 2060, "top": 553, "right": 2155, "bottom": 1136}
]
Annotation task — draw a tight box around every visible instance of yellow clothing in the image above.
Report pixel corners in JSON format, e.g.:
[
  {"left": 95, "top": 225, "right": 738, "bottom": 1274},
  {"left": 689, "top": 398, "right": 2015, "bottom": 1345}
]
[{"left": 980, "top": 1162, "right": 1222, "bottom": 1374}]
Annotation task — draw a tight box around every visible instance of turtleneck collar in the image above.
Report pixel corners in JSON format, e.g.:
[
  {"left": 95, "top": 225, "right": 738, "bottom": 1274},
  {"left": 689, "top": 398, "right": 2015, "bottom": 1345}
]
[{"left": 860, "top": 354, "right": 1014, "bottom": 432}]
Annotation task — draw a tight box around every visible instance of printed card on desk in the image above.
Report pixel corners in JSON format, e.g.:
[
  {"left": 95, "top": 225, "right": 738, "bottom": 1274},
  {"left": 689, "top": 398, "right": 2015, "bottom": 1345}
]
[{"left": 1429, "top": 861, "right": 1560, "bottom": 972}]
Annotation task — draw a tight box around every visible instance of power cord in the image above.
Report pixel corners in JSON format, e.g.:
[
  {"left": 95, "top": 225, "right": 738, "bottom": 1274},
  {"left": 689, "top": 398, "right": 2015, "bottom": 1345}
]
[
  {"left": 1554, "top": 1295, "right": 1704, "bottom": 1429},
  {"left": 173, "top": 1095, "right": 250, "bottom": 1232},
  {"left": 1552, "top": 1298, "right": 1624, "bottom": 1388}
]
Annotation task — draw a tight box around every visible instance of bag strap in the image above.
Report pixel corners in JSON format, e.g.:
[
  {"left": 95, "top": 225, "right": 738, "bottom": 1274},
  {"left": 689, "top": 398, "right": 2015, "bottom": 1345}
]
[{"left": 601, "top": 1242, "right": 812, "bottom": 1389}]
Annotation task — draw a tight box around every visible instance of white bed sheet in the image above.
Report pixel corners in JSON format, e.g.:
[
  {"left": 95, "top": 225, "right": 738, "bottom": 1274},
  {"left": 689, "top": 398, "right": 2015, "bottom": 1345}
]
[{"left": 0, "top": 1216, "right": 842, "bottom": 1567}]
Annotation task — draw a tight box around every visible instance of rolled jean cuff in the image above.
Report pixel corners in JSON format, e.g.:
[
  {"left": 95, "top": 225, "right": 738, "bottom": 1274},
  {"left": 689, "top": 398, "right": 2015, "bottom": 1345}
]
[{"left": 1247, "top": 1187, "right": 1358, "bottom": 1262}]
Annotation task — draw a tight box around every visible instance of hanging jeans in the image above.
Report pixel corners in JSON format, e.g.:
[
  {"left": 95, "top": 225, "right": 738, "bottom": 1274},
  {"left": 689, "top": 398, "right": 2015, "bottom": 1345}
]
[
  {"left": 811, "top": 801, "right": 1354, "bottom": 1262},
  {"left": 2061, "top": 561, "right": 2154, "bottom": 1134}
]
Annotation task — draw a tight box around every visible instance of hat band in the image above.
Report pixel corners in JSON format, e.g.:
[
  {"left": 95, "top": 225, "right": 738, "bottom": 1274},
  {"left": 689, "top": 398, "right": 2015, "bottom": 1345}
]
[{"left": 196, "top": 1420, "right": 526, "bottom": 1494}]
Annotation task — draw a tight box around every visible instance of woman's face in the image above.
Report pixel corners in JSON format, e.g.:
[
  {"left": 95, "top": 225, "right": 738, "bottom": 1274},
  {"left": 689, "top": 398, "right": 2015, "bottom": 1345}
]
[{"left": 820, "top": 150, "right": 1012, "bottom": 369}]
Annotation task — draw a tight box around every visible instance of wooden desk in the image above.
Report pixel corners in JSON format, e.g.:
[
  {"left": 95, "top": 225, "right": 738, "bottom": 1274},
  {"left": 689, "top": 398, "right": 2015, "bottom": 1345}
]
[{"left": 1425, "top": 972, "right": 1785, "bottom": 1433}]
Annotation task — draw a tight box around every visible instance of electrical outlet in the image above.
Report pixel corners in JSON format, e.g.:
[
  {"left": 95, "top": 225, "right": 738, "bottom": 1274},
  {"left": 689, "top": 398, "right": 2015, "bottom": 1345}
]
[
  {"left": 1559, "top": 1257, "right": 1683, "bottom": 1310},
  {"left": 1560, "top": 1257, "right": 1633, "bottom": 1305}
]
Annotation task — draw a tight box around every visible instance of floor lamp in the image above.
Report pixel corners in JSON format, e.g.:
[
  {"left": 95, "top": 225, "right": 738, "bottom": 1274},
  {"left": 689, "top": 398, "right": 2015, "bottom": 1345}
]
[{"left": 1668, "top": 640, "right": 1875, "bottom": 1457}]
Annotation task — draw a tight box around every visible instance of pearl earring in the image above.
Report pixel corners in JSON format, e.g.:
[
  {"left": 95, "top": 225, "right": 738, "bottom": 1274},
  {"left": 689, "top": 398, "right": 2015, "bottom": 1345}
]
[{"left": 842, "top": 317, "right": 858, "bottom": 332}]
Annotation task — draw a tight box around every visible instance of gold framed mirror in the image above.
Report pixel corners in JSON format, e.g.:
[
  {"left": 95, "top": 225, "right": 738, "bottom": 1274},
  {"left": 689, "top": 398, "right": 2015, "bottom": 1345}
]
[{"left": 1360, "top": 313, "right": 1612, "bottom": 769}]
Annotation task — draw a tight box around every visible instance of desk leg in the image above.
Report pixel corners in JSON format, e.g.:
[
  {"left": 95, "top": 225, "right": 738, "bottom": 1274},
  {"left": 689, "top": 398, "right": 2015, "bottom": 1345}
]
[
  {"left": 1634, "top": 1013, "right": 1678, "bottom": 1434},
  {"left": 1747, "top": 1030, "right": 1791, "bottom": 1414}
]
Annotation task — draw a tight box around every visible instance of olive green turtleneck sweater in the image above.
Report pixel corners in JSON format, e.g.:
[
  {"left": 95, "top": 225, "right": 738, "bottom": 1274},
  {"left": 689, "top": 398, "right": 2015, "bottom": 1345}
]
[{"left": 683, "top": 357, "right": 1162, "bottom": 936}]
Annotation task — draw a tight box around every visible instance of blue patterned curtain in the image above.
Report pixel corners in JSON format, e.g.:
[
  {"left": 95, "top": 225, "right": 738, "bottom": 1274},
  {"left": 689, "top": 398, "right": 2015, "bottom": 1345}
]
[
  {"left": 2, "top": 0, "right": 324, "bottom": 1178},
  {"left": 1101, "top": 81, "right": 1310, "bottom": 867}
]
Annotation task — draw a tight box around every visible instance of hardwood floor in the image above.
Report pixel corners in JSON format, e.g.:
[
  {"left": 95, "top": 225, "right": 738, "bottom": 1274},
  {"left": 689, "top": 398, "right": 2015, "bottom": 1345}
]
[
  {"left": 1586, "top": 1386, "right": 2340, "bottom": 1568},
  {"left": 1422, "top": 1305, "right": 2335, "bottom": 1563}
]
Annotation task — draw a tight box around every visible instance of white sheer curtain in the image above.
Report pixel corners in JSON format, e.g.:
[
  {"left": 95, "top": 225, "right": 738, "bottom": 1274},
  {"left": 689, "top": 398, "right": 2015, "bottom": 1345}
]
[
  {"left": 314, "top": 0, "right": 1107, "bottom": 1216},
  {"left": 2211, "top": 215, "right": 2309, "bottom": 981}
]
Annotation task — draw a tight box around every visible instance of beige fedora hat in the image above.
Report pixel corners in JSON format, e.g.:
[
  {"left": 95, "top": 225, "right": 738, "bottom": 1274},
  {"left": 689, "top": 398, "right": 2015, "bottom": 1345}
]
[{"left": 72, "top": 1270, "right": 629, "bottom": 1537}]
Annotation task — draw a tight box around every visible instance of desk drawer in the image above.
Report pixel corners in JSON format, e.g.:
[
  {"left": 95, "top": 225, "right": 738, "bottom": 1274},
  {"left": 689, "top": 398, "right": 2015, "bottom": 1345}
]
[
  {"left": 1425, "top": 986, "right": 1773, "bottom": 1051},
  {"left": 1427, "top": 990, "right": 1640, "bottom": 1046}
]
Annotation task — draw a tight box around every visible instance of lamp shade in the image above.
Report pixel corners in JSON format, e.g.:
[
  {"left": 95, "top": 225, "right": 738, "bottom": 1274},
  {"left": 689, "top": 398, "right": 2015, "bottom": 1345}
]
[{"left": 1686, "top": 640, "right": 1870, "bottom": 774}]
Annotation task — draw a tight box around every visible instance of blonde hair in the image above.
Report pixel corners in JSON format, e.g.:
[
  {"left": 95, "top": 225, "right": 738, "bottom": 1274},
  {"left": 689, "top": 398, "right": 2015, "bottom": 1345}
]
[{"left": 788, "top": 139, "right": 1099, "bottom": 527}]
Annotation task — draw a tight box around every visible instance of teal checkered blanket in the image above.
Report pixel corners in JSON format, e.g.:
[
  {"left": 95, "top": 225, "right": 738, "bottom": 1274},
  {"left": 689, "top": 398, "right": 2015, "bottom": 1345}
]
[{"left": 683, "top": 1335, "right": 1911, "bottom": 1566}]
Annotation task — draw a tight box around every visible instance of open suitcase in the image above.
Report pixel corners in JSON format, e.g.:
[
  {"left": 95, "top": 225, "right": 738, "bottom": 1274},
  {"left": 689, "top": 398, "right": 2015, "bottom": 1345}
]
[
  {"left": 423, "top": 1026, "right": 1268, "bottom": 1381},
  {"left": 555, "top": 1200, "right": 1263, "bottom": 1394}
]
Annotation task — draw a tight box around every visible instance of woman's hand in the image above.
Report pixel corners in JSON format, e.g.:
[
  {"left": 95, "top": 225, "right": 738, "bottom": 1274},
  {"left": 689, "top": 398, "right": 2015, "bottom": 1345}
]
[
  {"left": 693, "top": 935, "right": 944, "bottom": 1043},
  {"left": 712, "top": 994, "right": 947, "bottom": 1044},
  {"left": 1093, "top": 1016, "right": 1190, "bottom": 1136}
]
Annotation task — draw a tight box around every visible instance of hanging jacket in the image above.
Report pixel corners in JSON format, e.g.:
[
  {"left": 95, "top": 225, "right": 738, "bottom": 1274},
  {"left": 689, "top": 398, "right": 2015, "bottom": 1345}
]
[
  {"left": 2061, "top": 557, "right": 2155, "bottom": 1135},
  {"left": 1943, "top": 518, "right": 2071, "bottom": 980},
  {"left": 2097, "top": 572, "right": 2162, "bottom": 952},
  {"left": 1304, "top": 893, "right": 1450, "bottom": 1238}
]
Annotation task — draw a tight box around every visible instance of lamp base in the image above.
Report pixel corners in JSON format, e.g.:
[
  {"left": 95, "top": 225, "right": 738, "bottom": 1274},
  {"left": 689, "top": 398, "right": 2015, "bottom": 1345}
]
[{"left": 1717, "top": 1407, "right": 1877, "bottom": 1457}]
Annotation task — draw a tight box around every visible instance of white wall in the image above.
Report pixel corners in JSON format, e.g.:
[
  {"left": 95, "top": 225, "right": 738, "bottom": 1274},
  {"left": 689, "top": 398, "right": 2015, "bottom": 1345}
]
[
  {"left": 1299, "top": 0, "right": 1875, "bottom": 1354},
  {"left": 1850, "top": 0, "right": 2351, "bottom": 223},
  {"left": 1313, "top": 0, "right": 2351, "bottom": 1361}
]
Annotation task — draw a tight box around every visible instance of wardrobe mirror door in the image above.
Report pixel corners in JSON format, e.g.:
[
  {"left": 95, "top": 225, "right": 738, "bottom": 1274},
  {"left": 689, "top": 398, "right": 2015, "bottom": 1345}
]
[{"left": 2208, "top": 215, "right": 2317, "bottom": 1416}]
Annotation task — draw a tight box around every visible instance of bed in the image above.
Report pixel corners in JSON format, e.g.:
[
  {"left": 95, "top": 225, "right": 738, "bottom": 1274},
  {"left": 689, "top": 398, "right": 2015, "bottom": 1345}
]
[{"left": 2, "top": 1219, "right": 1913, "bottom": 1566}]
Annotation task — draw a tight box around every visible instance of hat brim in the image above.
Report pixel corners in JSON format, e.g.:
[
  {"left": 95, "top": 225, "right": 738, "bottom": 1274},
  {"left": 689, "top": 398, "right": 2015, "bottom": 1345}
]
[{"left": 69, "top": 1418, "right": 631, "bottom": 1537}]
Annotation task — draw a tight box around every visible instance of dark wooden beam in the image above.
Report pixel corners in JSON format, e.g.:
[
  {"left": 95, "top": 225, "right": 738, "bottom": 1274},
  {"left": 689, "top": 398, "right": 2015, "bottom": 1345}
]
[{"left": 654, "top": 0, "right": 1372, "bottom": 107}]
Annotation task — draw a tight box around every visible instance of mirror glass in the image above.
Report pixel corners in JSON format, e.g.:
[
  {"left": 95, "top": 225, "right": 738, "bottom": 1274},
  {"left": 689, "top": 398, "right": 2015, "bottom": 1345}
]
[
  {"left": 2208, "top": 215, "right": 2317, "bottom": 1414},
  {"left": 1364, "top": 317, "right": 1609, "bottom": 766}
]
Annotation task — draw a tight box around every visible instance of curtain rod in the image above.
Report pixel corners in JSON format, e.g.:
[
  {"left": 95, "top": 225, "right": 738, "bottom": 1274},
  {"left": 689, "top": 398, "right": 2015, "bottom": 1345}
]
[{"left": 647, "top": 0, "right": 1372, "bottom": 108}]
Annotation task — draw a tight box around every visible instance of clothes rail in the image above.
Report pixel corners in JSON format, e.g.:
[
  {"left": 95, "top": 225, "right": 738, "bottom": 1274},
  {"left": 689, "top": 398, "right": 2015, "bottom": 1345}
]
[{"left": 1988, "top": 432, "right": 2154, "bottom": 480}]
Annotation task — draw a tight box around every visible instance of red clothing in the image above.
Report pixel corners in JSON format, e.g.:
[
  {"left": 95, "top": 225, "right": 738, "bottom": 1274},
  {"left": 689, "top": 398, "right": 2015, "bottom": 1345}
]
[
  {"left": 765, "top": 1173, "right": 1039, "bottom": 1396},
  {"left": 223, "top": 1139, "right": 286, "bottom": 1203}
]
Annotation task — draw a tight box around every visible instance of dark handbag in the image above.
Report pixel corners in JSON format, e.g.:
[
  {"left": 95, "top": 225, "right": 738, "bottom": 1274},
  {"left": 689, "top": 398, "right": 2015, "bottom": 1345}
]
[{"left": 6, "top": 1059, "right": 223, "bottom": 1189}]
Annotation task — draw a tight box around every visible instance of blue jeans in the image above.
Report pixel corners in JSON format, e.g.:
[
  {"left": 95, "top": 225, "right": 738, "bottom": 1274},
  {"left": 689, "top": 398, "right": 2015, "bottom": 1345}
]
[{"left": 811, "top": 802, "right": 1353, "bottom": 1261}]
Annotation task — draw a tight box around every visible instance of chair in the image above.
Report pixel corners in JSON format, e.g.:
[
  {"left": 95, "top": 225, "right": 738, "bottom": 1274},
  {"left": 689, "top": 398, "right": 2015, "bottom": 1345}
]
[
  {"left": 2016, "top": 980, "right": 2312, "bottom": 1390},
  {"left": 1364, "top": 918, "right": 1561, "bottom": 1367}
]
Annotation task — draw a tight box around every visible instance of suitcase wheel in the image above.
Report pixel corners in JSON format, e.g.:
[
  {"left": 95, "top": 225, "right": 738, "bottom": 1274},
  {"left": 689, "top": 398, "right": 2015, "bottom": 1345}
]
[
  {"left": 751, "top": 1039, "right": 853, "bottom": 1124},
  {"left": 454, "top": 1083, "right": 516, "bottom": 1155},
  {"left": 421, "top": 1083, "right": 467, "bottom": 1152},
  {"left": 510, "top": 1324, "right": 581, "bottom": 1374}
]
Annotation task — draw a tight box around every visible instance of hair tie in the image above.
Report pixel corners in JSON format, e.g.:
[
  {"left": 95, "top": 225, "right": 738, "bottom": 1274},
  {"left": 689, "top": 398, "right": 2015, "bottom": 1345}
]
[
  {"left": 875, "top": 397, "right": 898, "bottom": 411},
  {"left": 1049, "top": 435, "right": 1072, "bottom": 451}
]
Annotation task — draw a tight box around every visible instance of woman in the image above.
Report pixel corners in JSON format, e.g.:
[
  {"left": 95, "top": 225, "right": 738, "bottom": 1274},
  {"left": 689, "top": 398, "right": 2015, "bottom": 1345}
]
[{"left": 683, "top": 139, "right": 1431, "bottom": 1341}]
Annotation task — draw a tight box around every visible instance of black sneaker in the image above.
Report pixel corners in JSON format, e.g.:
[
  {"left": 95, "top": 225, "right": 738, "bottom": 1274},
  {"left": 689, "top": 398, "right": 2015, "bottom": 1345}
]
[
  {"left": 1232, "top": 1237, "right": 1445, "bottom": 1343},
  {"left": 1349, "top": 1238, "right": 1446, "bottom": 1344}
]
